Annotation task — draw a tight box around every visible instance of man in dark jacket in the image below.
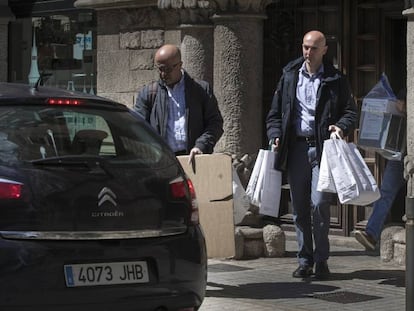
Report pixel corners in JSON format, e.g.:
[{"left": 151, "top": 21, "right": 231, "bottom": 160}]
[
  {"left": 266, "top": 30, "right": 357, "bottom": 279},
  {"left": 135, "top": 44, "right": 223, "bottom": 163}
]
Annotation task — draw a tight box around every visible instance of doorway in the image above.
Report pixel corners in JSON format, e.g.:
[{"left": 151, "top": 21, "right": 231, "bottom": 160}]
[{"left": 263, "top": 0, "right": 407, "bottom": 236}]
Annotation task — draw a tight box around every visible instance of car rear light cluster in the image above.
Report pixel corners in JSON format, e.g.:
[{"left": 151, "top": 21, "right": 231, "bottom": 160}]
[
  {"left": 47, "top": 98, "right": 81, "bottom": 105},
  {"left": 0, "top": 178, "right": 23, "bottom": 199},
  {"left": 170, "top": 177, "right": 199, "bottom": 225}
]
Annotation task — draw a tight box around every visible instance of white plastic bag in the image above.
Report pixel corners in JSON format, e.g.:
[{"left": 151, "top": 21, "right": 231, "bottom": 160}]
[
  {"left": 246, "top": 149, "right": 265, "bottom": 206},
  {"left": 232, "top": 169, "right": 250, "bottom": 225},
  {"left": 318, "top": 134, "right": 380, "bottom": 206},
  {"left": 342, "top": 142, "right": 381, "bottom": 205},
  {"left": 246, "top": 149, "right": 282, "bottom": 217},
  {"left": 317, "top": 140, "right": 336, "bottom": 193}
]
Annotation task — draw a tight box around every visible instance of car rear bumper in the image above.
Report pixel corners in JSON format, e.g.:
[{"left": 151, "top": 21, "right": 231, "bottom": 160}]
[{"left": 0, "top": 226, "right": 207, "bottom": 311}]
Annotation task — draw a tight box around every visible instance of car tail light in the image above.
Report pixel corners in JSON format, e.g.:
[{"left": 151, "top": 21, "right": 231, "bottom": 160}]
[
  {"left": 47, "top": 98, "right": 81, "bottom": 105},
  {"left": 170, "top": 177, "right": 199, "bottom": 224},
  {"left": 0, "top": 179, "right": 23, "bottom": 199}
]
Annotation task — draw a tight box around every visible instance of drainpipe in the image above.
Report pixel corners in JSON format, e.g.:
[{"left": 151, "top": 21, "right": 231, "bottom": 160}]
[{"left": 406, "top": 196, "right": 414, "bottom": 311}]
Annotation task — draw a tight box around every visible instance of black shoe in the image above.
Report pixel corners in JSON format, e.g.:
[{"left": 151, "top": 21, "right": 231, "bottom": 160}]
[
  {"left": 314, "top": 261, "right": 330, "bottom": 280},
  {"left": 354, "top": 230, "right": 377, "bottom": 251},
  {"left": 292, "top": 265, "right": 313, "bottom": 278}
]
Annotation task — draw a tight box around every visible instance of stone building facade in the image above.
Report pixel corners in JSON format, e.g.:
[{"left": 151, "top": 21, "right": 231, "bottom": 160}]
[
  {"left": 405, "top": 6, "right": 414, "bottom": 197},
  {"left": 1, "top": 0, "right": 413, "bottom": 237},
  {"left": 74, "top": 0, "right": 273, "bottom": 158}
]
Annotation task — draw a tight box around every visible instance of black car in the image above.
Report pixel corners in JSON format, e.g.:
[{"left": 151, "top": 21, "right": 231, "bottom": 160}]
[{"left": 0, "top": 82, "right": 207, "bottom": 311}]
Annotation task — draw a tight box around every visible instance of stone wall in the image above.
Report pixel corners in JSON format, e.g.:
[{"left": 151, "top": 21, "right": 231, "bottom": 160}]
[
  {"left": 96, "top": 7, "right": 173, "bottom": 108},
  {"left": 75, "top": 0, "right": 272, "bottom": 158},
  {"left": 380, "top": 225, "right": 406, "bottom": 266}
]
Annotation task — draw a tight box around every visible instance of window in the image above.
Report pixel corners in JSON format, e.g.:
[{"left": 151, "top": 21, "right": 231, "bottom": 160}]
[
  {"left": 33, "top": 11, "right": 96, "bottom": 92},
  {"left": 0, "top": 105, "right": 168, "bottom": 167},
  {"left": 8, "top": 1, "right": 97, "bottom": 93}
]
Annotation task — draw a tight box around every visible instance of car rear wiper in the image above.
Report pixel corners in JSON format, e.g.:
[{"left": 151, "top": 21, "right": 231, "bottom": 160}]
[{"left": 29, "top": 155, "right": 113, "bottom": 177}]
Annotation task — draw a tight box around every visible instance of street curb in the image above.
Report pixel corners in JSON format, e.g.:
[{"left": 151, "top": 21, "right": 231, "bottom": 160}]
[{"left": 284, "top": 230, "right": 365, "bottom": 250}]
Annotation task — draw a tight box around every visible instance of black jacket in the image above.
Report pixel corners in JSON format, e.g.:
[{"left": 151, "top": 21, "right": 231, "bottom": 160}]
[
  {"left": 134, "top": 71, "right": 223, "bottom": 154},
  {"left": 266, "top": 57, "right": 357, "bottom": 171}
]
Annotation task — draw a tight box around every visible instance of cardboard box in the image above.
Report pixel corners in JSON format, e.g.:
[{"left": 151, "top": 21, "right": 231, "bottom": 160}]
[
  {"left": 358, "top": 98, "right": 406, "bottom": 160},
  {"left": 177, "top": 154, "right": 235, "bottom": 258}
]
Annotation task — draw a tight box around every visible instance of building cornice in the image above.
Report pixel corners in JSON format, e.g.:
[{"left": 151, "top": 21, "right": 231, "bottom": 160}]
[
  {"left": 75, "top": 0, "right": 276, "bottom": 13},
  {"left": 74, "top": 0, "right": 157, "bottom": 10},
  {"left": 159, "top": 0, "right": 275, "bottom": 12}
]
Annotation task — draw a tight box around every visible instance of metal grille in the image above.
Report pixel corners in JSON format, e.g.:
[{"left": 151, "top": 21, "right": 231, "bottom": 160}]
[
  {"left": 313, "top": 290, "right": 381, "bottom": 304},
  {"left": 208, "top": 263, "right": 253, "bottom": 273}
]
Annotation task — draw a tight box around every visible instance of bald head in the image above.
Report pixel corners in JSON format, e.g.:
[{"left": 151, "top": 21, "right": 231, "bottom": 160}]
[
  {"left": 155, "top": 44, "right": 181, "bottom": 64},
  {"left": 303, "top": 30, "right": 326, "bottom": 47},
  {"left": 154, "top": 44, "right": 183, "bottom": 86},
  {"left": 302, "top": 30, "right": 328, "bottom": 74}
]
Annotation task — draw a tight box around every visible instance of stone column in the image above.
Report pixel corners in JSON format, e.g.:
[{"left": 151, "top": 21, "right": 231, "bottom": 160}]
[
  {"left": 404, "top": 7, "right": 414, "bottom": 196},
  {"left": 158, "top": 1, "right": 214, "bottom": 85},
  {"left": 212, "top": 10, "right": 268, "bottom": 157},
  {"left": 403, "top": 9, "right": 414, "bottom": 310},
  {"left": 180, "top": 24, "right": 214, "bottom": 85}
]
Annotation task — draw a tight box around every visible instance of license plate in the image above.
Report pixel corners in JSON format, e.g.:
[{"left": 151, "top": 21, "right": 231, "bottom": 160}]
[{"left": 64, "top": 261, "right": 149, "bottom": 287}]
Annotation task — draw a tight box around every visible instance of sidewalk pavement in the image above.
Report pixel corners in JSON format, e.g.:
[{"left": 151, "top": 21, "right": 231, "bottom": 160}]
[{"left": 199, "top": 233, "right": 405, "bottom": 311}]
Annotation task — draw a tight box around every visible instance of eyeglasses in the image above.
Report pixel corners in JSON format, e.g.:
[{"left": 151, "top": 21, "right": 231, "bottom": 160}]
[{"left": 155, "top": 62, "right": 181, "bottom": 74}]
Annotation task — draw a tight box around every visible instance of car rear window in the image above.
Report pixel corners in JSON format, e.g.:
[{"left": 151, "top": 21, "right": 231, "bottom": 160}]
[{"left": 0, "top": 105, "right": 173, "bottom": 167}]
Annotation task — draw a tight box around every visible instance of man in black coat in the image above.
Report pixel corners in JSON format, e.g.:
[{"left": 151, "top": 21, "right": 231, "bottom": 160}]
[
  {"left": 266, "top": 30, "right": 357, "bottom": 279},
  {"left": 135, "top": 44, "right": 223, "bottom": 163}
]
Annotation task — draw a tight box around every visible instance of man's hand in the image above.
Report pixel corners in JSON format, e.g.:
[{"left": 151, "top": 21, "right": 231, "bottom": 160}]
[
  {"left": 271, "top": 138, "right": 280, "bottom": 151},
  {"left": 328, "top": 125, "right": 343, "bottom": 138},
  {"left": 188, "top": 147, "right": 203, "bottom": 165}
]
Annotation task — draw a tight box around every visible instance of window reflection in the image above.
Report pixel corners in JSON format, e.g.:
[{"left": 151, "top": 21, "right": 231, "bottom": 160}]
[{"left": 31, "top": 11, "right": 96, "bottom": 93}]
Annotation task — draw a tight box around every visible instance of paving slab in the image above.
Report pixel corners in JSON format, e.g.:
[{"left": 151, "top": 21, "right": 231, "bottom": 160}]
[{"left": 200, "top": 236, "right": 405, "bottom": 311}]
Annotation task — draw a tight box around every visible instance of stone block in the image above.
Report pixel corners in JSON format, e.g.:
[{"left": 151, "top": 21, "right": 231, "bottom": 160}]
[
  {"left": 97, "top": 50, "right": 130, "bottom": 92},
  {"left": 97, "top": 35, "right": 119, "bottom": 51},
  {"left": 237, "top": 211, "right": 263, "bottom": 227},
  {"left": 128, "top": 69, "right": 159, "bottom": 93},
  {"left": 233, "top": 225, "right": 286, "bottom": 259},
  {"left": 243, "top": 239, "right": 264, "bottom": 258},
  {"left": 393, "top": 243, "right": 406, "bottom": 266},
  {"left": 120, "top": 8, "right": 164, "bottom": 30},
  {"left": 164, "top": 30, "right": 181, "bottom": 46},
  {"left": 141, "top": 30, "right": 164, "bottom": 49},
  {"left": 234, "top": 226, "right": 264, "bottom": 259},
  {"left": 130, "top": 50, "right": 155, "bottom": 71},
  {"left": 380, "top": 225, "right": 404, "bottom": 262},
  {"left": 263, "top": 225, "right": 285, "bottom": 257},
  {"left": 393, "top": 229, "right": 406, "bottom": 244},
  {"left": 234, "top": 227, "right": 245, "bottom": 260},
  {"left": 120, "top": 31, "right": 141, "bottom": 50},
  {"left": 237, "top": 226, "right": 263, "bottom": 239}
]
